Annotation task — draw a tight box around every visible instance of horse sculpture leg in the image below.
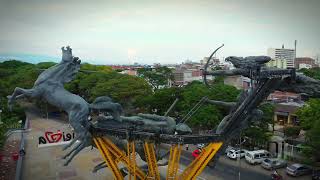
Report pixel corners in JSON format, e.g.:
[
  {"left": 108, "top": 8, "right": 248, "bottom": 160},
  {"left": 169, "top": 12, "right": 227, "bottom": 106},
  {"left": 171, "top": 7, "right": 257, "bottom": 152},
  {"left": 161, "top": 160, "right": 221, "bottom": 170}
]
[
  {"left": 64, "top": 141, "right": 87, "bottom": 166},
  {"left": 62, "top": 141, "right": 82, "bottom": 159},
  {"left": 62, "top": 135, "right": 80, "bottom": 151},
  {"left": 93, "top": 162, "right": 107, "bottom": 173},
  {"left": 63, "top": 106, "right": 91, "bottom": 166},
  {"left": 7, "top": 87, "right": 37, "bottom": 110}
]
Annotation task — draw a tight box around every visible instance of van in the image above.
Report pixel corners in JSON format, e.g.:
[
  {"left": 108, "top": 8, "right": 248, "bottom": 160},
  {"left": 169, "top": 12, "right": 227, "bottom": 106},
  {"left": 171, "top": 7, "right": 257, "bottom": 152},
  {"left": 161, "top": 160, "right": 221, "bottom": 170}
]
[{"left": 245, "top": 150, "right": 270, "bottom": 165}]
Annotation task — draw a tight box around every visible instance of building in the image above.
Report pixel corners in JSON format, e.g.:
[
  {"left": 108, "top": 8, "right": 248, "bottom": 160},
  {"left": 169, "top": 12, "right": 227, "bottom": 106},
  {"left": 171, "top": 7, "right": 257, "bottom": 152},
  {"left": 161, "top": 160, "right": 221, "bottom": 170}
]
[
  {"left": 266, "top": 58, "right": 287, "bottom": 69},
  {"left": 120, "top": 69, "right": 137, "bottom": 76},
  {"left": 223, "top": 75, "right": 251, "bottom": 90},
  {"left": 273, "top": 102, "right": 304, "bottom": 126},
  {"left": 267, "top": 91, "right": 301, "bottom": 103},
  {"left": 200, "top": 57, "right": 219, "bottom": 66},
  {"left": 172, "top": 69, "right": 203, "bottom": 86},
  {"left": 267, "top": 46, "right": 295, "bottom": 68},
  {"left": 295, "top": 57, "right": 318, "bottom": 69}
]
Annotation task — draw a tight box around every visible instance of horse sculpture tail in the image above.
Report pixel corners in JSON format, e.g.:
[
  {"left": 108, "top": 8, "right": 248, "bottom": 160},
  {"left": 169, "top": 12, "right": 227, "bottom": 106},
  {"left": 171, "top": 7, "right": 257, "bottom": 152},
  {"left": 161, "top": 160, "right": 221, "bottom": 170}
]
[{"left": 89, "top": 96, "right": 123, "bottom": 122}]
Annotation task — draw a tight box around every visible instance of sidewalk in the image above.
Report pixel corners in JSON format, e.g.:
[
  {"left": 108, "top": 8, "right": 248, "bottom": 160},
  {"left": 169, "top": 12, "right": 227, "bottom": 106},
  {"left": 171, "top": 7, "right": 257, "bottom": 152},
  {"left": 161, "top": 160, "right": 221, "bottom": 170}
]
[
  {"left": 0, "top": 133, "right": 21, "bottom": 180},
  {"left": 18, "top": 104, "right": 114, "bottom": 180}
]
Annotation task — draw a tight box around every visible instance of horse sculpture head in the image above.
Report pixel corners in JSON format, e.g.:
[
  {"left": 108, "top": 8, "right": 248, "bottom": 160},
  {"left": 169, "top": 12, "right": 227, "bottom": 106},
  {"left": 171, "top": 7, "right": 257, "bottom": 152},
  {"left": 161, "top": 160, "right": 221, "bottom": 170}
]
[{"left": 34, "top": 46, "right": 81, "bottom": 86}]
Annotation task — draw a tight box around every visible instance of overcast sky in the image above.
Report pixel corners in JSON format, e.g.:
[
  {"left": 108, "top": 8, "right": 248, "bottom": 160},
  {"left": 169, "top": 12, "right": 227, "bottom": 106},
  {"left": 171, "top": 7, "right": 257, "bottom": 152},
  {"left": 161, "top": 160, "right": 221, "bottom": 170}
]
[{"left": 0, "top": 0, "right": 319, "bottom": 65}]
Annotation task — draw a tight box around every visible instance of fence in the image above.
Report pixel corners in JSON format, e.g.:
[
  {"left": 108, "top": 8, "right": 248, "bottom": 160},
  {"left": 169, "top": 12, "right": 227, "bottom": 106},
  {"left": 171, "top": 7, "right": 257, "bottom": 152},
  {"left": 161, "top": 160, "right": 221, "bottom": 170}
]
[
  {"left": 14, "top": 117, "right": 29, "bottom": 180},
  {"left": 284, "top": 143, "right": 304, "bottom": 161}
]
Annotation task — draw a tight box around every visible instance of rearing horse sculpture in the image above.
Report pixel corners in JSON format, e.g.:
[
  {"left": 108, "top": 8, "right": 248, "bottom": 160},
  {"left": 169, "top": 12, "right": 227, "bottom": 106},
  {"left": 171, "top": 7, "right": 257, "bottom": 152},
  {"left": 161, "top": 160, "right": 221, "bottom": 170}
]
[
  {"left": 8, "top": 46, "right": 122, "bottom": 165},
  {"left": 7, "top": 46, "right": 191, "bottom": 168}
]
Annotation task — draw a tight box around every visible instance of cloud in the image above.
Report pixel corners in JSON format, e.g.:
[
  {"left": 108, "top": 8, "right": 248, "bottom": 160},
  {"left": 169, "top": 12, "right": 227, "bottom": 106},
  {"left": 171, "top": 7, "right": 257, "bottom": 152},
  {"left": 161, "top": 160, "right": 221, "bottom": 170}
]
[{"left": 0, "top": 0, "right": 319, "bottom": 64}]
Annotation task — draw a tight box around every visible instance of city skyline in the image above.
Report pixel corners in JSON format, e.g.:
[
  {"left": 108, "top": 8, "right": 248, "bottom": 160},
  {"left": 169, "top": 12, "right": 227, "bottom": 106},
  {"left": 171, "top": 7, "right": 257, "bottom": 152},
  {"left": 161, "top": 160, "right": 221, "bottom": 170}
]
[{"left": 0, "top": 0, "right": 320, "bottom": 65}]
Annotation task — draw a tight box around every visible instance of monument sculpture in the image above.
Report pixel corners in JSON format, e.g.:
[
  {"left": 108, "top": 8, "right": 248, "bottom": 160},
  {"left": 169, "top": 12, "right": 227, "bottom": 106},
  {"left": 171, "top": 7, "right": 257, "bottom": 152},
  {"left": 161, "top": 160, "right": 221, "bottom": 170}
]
[
  {"left": 202, "top": 45, "right": 320, "bottom": 166},
  {"left": 7, "top": 45, "right": 320, "bottom": 177},
  {"left": 7, "top": 46, "right": 192, "bottom": 167}
]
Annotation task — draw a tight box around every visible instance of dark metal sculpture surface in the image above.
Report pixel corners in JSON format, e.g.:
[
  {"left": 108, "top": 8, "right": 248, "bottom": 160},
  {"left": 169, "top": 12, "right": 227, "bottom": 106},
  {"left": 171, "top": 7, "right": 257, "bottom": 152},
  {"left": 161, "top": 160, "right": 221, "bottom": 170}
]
[
  {"left": 202, "top": 46, "right": 320, "bottom": 166},
  {"left": 7, "top": 45, "right": 320, "bottom": 173}
]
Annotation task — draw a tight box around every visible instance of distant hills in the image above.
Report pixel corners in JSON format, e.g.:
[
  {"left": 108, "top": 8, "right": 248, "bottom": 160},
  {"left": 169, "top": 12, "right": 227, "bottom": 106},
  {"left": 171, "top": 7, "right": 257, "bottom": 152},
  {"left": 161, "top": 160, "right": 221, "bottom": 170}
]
[{"left": 0, "top": 53, "right": 60, "bottom": 64}]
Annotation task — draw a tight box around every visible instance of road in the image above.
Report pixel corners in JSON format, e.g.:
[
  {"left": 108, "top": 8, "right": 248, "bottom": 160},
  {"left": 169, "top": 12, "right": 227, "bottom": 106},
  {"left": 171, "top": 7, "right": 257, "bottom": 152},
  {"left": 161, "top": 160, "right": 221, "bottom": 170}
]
[{"left": 160, "top": 144, "right": 311, "bottom": 180}]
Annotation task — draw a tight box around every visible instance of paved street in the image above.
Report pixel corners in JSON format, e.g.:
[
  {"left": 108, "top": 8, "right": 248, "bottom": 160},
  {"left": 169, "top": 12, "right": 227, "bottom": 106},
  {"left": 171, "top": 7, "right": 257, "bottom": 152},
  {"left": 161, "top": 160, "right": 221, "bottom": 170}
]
[
  {"left": 22, "top": 105, "right": 113, "bottom": 180},
  {"left": 20, "top": 104, "right": 312, "bottom": 180},
  {"left": 160, "top": 144, "right": 312, "bottom": 180}
]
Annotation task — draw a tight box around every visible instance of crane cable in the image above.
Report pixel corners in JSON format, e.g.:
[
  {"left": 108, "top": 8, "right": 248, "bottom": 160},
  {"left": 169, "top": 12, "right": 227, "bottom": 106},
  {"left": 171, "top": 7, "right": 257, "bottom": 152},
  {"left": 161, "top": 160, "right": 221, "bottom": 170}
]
[{"left": 181, "top": 96, "right": 208, "bottom": 124}]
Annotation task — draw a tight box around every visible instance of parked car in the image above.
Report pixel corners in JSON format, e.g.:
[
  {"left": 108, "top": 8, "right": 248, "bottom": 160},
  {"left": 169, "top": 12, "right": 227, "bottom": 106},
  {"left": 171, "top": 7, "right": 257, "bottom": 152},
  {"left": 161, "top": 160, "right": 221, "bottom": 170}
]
[
  {"left": 261, "top": 158, "right": 287, "bottom": 170},
  {"left": 227, "top": 149, "right": 247, "bottom": 160},
  {"left": 225, "top": 145, "right": 234, "bottom": 154},
  {"left": 245, "top": 150, "right": 271, "bottom": 165},
  {"left": 286, "top": 163, "right": 312, "bottom": 176},
  {"left": 312, "top": 169, "right": 320, "bottom": 180}
]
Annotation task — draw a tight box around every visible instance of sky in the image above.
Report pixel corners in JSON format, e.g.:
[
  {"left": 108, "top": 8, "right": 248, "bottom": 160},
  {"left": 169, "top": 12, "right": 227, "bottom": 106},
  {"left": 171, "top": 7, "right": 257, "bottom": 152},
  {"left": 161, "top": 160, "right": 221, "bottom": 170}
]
[{"left": 0, "top": 0, "right": 320, "bottom": 65}]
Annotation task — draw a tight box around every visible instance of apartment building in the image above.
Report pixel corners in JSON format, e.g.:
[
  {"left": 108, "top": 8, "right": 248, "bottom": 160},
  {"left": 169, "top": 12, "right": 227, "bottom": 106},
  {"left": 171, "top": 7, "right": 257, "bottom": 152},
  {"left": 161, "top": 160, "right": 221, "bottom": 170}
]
[{"left": 267, "top": 47, "right": 295, "bottom": 68}]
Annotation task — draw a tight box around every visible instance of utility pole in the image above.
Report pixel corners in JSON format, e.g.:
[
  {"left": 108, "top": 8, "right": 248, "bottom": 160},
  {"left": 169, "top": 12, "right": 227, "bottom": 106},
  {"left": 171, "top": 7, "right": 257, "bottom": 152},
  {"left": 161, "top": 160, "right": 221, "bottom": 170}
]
[
  {"left": 238, "top": 132, "right": 242, "bottom": 180},
  {"left": 0, "top": 109, "right": 2, "bottom": 125},
  {"left": 294, "top": 40, "right": 297, "bottom": 68},
  {"left": 0, "top": 98, "right": 3, "bottom": 125}
]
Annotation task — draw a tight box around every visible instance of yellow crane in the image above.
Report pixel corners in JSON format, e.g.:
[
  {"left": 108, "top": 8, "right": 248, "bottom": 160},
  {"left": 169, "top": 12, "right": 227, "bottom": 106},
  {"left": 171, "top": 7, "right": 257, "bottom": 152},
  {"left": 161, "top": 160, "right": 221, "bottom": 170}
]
[{"left": 92, "top": 135, "right": 223, "bottom": 180}]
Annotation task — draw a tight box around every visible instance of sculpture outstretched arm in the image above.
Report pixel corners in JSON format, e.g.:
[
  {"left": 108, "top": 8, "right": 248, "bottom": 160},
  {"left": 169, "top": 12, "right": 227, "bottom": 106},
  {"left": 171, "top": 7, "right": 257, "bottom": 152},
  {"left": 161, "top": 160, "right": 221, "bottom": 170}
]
[
  {"left": 204, "top": 69, "right": 248, "bottom": 77},
  {"left": 205, "top": 99, "right": 236, "bottom": 109},
  {"left": 278, "top": 74, "right": 320, "bottom": 98}
]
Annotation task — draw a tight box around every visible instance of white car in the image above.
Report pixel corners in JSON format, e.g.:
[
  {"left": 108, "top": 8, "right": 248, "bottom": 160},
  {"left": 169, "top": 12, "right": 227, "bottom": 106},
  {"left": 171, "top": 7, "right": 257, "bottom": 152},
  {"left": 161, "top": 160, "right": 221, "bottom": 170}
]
[
  {"left": 227, "top": 149, "right": 247, "bottom": 160},
  {"left": 245, "top": 150, "right": 271, "bottom": 165},
  {"left": 225, "top": 145, "right": 234, "bottom": 154}
]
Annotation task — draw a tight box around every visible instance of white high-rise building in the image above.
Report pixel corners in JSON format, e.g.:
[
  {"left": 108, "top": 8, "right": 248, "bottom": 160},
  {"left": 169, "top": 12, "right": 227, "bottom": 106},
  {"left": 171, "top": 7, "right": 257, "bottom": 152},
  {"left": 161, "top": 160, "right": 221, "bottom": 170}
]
[{"left": 267, "top": 46, "right": 295, "bottom": 68}]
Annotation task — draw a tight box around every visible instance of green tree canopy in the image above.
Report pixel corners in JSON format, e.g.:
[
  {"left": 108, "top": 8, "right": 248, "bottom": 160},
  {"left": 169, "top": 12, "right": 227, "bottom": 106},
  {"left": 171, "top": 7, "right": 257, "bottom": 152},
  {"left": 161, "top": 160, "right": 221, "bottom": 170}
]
[
  {"left": 137, "top": 81, "right": 240, "bottom": 129},
  {"left": 0, "top": 60, "right": 35, "bottom": 147},
  {"left": 259, "top": 103, "right": 275, "bottom": 125},
  {"left": 136, "top": 87, "right": 179, "bottom": 115},
  {"left": 91, "top": 75, "right": 152, "bottom": 109},
  {"left": 36, "top": 62, "right": 57, "bottom": 69},
  {"left": 296, "top": 98, "right": 320, "bottom": 161},
  {"left": 299, "top": 67, "right": 320, "bottom": 80},
  {"left": 81, "top": 63, "right": 113, "bottom": 73},
  {"left": 296, "top": 98, "right": 320, "bottom": 130},
  {"left": 137, "top": 66, "right": 173, "bottom": 90}
]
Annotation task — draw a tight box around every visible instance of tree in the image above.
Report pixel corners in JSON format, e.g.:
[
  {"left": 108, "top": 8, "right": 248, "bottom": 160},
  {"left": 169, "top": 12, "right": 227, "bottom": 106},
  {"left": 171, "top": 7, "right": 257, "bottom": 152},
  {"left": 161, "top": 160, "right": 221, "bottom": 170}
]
[
  {"left": 81, "top": 63, "right": 112, "bottom": 73},
  {"left": 241, "top": 103, "right": 275, "bottom": 148},
  {"left": 305, "top": 120, "right": 320, "bottom": 161},
  {"left": 299, "top": 67, "right": 320, "bottom": 80},
  {"left": 137, "top": 66, "right": 173, "bottom": 90},
  {"left": 296, "top": 98, "right": 320, "bottom": 161},
  {"left": 297, "top": 99, "right": 320, "bottom": 130},
  {"left": 78, "top": 72, "right": 119, "bottom": 99},
  {"left": 136, "top": 87, "right": 179, "bottom": 115},
  {"left": 185, "top": 105, "right": 222, "bottom": 129},
  {"left": 243, "top": 126, "right": 271, "bottom": 148},
  {"left": 91, "top": 75, "right": 152, "bottom": 113},
  {"left": 177, "top": 81, "right": 240, "bottom": 129},
  {"left": 36, "top": 62, "right": 57, "bottom": 69},
  {"left": 259, "top": 103, "right": 275, "bottom": 124}
]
